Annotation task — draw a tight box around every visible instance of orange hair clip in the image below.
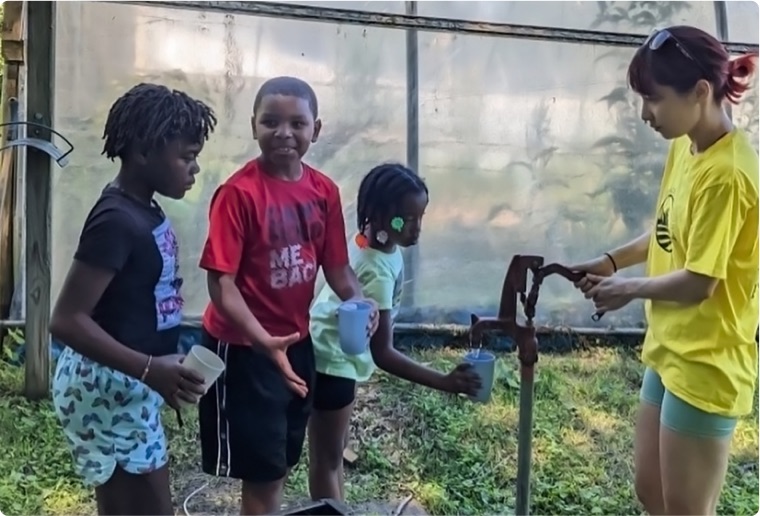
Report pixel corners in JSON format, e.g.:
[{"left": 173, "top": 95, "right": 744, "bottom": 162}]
[{"left": 355, "top": 233, "right": 369, "bottom": 249}]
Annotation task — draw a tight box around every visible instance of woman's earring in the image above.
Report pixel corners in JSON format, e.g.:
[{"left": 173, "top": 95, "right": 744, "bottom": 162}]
[
  {"left": 376, "top": 230, "right": 389, "bottom": 244},
  {"left": 390, "top": 217, "right": 405, "bottom": 232}
]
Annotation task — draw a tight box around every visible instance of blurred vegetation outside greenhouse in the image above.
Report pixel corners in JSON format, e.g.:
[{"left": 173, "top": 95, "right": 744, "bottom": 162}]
[{"left": 45, "top": 1, "right": 758, "bottom": 330}]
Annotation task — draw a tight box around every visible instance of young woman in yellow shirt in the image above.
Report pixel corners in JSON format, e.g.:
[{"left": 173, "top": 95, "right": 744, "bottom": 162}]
[{"left": 571, "top": 25, "right": 758, "bottom": 516}]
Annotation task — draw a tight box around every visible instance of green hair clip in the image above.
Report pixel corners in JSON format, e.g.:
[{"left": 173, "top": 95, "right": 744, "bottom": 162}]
[{"left": 390, "top": 217, "right": 405, "bottom": 232}]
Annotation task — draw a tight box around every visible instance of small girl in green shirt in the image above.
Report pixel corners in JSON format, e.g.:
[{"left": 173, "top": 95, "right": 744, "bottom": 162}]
[{"left": 307, "top": 163, "right": 481, "bottom": 501}]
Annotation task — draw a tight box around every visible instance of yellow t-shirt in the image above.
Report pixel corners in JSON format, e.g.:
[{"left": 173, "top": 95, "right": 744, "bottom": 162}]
[{"left": 642, "top": 129, "right": 759, "bottom": 418}]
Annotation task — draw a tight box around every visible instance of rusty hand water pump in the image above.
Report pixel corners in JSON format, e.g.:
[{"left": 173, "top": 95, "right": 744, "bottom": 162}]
[{"left": 469, "top": 255, "right": 602, "bottom": 516}]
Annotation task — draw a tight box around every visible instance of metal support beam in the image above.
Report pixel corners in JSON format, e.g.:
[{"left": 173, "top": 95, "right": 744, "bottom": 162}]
[
  {"left": 110, "top": 0, "right": 758, "bottom": 52},
  {"left": 0, "top": 316, "right": 646, "bottom": 337},
  {"left": 714, "top": 1, "right": 730, "bottom": 43},
  {"left": 714, "top": 1, "right": 732, "bottom": 119},
  {"left": 24, "top": 1, "right": 56, "bottom": 400},
  {"left": 401, "top": 0, "right": 419, "bottom": 309}
]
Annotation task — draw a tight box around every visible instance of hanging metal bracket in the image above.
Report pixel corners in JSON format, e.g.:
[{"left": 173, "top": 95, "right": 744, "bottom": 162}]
[{"left": 0, "top": 97, "right": 74, "bottom": 167}]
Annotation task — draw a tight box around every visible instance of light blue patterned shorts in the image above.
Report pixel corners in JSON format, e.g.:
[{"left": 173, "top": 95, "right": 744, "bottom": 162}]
[{"left": 52, "top": 347, "right": 169, "bottom": 487}]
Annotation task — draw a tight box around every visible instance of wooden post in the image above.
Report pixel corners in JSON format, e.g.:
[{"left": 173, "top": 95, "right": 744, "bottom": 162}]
[
  {"left": 0, "top": 2, "right": 24, "bottom": 352},
  {"left": 24, "top": 1, "right": 55, "bottom": 400}
]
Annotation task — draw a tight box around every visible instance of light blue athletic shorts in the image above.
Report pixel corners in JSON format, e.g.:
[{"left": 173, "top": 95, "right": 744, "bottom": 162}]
[
  {"left": 52, "top": 347, "right": 169, "bottom": 487},
  {"left": 639, "top": 367, "right": 737, "bottom": 439}
]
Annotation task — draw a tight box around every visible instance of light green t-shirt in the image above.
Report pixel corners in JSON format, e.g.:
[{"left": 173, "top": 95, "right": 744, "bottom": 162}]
[{"left": 309, "top": 240, "right": 404, "bottom": 382}]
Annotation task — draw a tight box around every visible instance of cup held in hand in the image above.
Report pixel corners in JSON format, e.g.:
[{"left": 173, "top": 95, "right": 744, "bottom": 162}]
[
  {"left": 179, "top": 345, "right": 225, "bottom": 408},
  {"left": 463, "top": 350, "right": 496, "bottom": 403},
  {"left": 338, "top": 300, "right": 372, "bottom": 356}
]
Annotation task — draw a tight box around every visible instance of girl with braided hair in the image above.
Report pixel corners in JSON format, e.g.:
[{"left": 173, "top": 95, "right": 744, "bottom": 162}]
[
  {"left": 307, "top": 162, "right": 481, "bottom": 502},
  {"left": 50, "top": 83, "right": 216, "bottom": 515}
]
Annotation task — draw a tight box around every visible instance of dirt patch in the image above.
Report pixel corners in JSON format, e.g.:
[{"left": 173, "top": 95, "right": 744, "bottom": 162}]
[
  {"left": 171, "top": 381, "right": 429, "bottom": 516},
  {"left": 175, "top": 473, "right": 429, "bottom": 516},
  {"left": 350, "top": 498, "right": 429, "bottom": 515}
]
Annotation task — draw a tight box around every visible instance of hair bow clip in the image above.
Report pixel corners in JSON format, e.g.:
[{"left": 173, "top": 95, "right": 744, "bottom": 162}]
[{"left": 355, "top": 233, "right": 369, "bottom": 249}]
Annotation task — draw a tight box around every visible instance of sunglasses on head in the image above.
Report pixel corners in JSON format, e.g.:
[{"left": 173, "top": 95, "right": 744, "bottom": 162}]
[{"left": 644, "top": 28, "right": 710, "bottom": 76}]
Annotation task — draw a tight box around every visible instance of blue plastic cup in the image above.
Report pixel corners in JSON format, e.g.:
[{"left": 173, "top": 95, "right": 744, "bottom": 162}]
[
  {"left": 463, "top": 350, "right": 496, "bottom": 403},
  {"left": 338, "top": 300, "right": 372, "bottom": 355}
]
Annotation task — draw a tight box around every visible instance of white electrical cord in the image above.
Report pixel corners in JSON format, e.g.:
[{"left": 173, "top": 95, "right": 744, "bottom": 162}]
[
  {"left": 392, "top": 494, "right": 414, "bottom": 516},
  {"left": 182, "top": 481, "right": 210, "bottom": 516}
]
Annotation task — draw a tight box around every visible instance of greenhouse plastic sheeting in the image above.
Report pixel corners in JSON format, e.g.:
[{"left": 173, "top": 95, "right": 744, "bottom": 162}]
[{"left": 50, "top": 2, "right": 758, "bottom": 329}]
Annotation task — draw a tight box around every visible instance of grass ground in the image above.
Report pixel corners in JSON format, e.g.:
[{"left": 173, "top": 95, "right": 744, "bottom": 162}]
[{"left": 0, "top": 346, "right": 757, "bottom": 515}]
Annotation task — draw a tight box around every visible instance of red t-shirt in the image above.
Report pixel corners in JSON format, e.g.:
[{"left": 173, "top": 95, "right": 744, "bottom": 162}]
[{"left": 200, "top": 158, "right": 349, "bottom": 345}]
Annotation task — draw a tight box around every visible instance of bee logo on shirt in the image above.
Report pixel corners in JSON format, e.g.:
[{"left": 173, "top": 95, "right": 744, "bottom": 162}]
[{"left": 655, "top": 194, "right": 674, "bottom": 253}]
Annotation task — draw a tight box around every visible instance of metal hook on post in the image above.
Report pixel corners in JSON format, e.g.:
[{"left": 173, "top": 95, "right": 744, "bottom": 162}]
[{"left": 1, "top": 97, "right": 74, "bottom": 167}]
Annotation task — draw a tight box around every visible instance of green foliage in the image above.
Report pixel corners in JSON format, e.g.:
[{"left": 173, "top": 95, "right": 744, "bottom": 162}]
[
  {"left": 588, "top": 1, "right": 693, "bottom": 236},
  {"left": 47, "top": 3, "right": 760, "bottom": 323},
  {"left": 735, "top": 84, "right": 759, "bottom": 151},
  {"left": 361, "top": 348, "right": 758, "bottom": 515},
  {"left": 590, "top": 1, "right": 693, "bottom": 30},
  {"left": 1, "top": 346, "right": 756, "bottom": 515},
  {"left": 589, "top": 1, "right": 760, "bottom": 235}
]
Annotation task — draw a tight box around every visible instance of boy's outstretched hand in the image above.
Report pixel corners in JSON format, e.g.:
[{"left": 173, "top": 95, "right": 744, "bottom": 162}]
[
  {"left": 441, "top": 363, "right": 482, "bottom": 396},
  {"left": 263, "top": 332, "right": 309, "bottom": 398}
]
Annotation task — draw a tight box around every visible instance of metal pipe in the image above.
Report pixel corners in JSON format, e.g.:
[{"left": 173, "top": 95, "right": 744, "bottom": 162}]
[
  {"left": 109, "top": 0, "right": 758, "bottom": 52},
  {"left": 713, "top": 1, "right": 732, "bottom": 119},
  {"left": 393, "top": 322, "right": 646, "bottom": 336},
  {"left": 0, "top": 318, "right": 646, "bottom": 335},
  {"left": 402, "top": 0, "right": 419, "bottom": 309},
  {"left": 515, "top": 366, "right": 536, "bottom": 516},
  {"left": 0, "top": 319, "right": 23, "bottom": 329},
  {"left": 714, "top": 1, "right": 730, "bottom": 43}
]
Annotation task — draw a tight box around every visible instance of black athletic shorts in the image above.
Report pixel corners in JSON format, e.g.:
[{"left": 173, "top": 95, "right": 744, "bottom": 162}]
[
  {"left": 197, "top": 327, "right": 316, "bottom": 483},
  {"left": 312, "top": 372, "right": 357, "bottom": 412}
]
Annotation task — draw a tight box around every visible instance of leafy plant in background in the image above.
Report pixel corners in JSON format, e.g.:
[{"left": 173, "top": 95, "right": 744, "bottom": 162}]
[
  {"left": 587, "top": 1, "right": 693, "bottom": 236},
  {"left": 490, "top": 99, "right": 559, "bottom": 230},
  {"left": 735, "top": 84, "right": 759, "bottom": 151},
  {"left": 308, "top": 22, "right": 400, "bottom": 234},
  {"left": 309, "top": 27, "right": 388, "bottom": 174},
  {"left": 590, "top": 1, "right": 759, "bottom": 232},
  {"left": 419, "top": 101, "right": 567, "bottom": 323}
]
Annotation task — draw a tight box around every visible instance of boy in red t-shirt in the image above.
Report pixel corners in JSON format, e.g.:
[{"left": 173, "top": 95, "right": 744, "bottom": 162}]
[{"left": 197, "top": 76, "right": 378, "bottom": 514}]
